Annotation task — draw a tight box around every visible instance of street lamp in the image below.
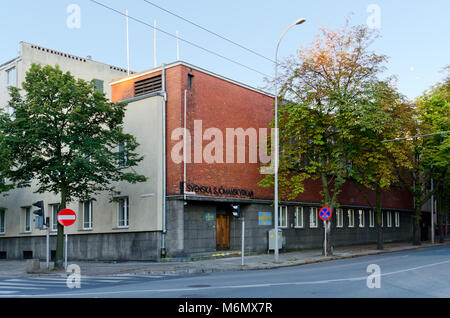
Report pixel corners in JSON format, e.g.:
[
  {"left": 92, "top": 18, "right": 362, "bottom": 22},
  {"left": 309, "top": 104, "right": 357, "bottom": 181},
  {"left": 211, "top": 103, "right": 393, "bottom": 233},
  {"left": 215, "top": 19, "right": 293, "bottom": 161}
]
[{"left": 274, "top": 18, "right": 306, "bottom": 263}]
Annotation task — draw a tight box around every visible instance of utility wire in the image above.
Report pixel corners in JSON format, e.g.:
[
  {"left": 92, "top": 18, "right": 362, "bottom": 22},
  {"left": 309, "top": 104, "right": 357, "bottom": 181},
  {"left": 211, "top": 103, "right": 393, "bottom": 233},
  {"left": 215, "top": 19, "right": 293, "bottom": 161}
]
[
  {"left": 142, "top": 0, "right": 276, "bottom": 64},
  {"left": 89, "top": 0, "right": 271, "bottom": 78},
  {"left": 382, "top": 131, "right": 450, "bottom": 143}
]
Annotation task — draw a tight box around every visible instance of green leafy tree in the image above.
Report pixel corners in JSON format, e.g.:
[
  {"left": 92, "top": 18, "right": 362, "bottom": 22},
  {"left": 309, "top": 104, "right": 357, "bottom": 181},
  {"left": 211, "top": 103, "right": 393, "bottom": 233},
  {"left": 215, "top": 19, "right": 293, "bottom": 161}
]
[
  {"left": 416, "top": 68, "right": 450, "bottom": 243},
  {"left": 260, "top": 21, "right": 390, "bottom": 255},
  {"left": 350, "top": 81, "right": 414, "bottom": 249},
  {"left": 1, "top": 64, "right": 147, "bottom": 268}
]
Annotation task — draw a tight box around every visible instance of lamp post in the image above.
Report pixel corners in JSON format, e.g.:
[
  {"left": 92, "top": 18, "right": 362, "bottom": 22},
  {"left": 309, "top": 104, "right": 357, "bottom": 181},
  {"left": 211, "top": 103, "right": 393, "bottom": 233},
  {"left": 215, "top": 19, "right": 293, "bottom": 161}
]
[{"left": 274, "top": 18, "right": 306, "bottom": 262}]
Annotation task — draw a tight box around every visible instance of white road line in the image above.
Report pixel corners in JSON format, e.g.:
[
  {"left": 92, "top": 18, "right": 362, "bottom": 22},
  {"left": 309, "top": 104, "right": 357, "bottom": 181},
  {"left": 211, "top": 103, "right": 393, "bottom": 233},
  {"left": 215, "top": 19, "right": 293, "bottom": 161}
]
[
  {"left": 0, "top": 286, "right": 46, "bottom": 290},
  {"left": 0, "top": 291, "right": 18, "bottom": 294},
  {"left": 16, "top": 258, "right": 450, "bottom": 298}
]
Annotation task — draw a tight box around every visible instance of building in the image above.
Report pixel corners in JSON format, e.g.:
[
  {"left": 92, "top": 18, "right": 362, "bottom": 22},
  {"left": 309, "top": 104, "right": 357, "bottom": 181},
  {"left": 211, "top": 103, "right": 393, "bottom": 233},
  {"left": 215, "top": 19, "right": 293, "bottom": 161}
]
[
  {"left": 0, "top": 60, "right": 416, "bottom": 261},
  {"left": 0, "top": 42, "right": 130, "bottom": 114}
]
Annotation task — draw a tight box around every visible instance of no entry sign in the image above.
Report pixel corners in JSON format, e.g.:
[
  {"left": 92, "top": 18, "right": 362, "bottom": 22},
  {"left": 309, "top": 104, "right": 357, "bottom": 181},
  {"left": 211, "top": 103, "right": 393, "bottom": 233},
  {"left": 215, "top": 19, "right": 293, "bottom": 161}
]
[
  {"left": 57, "top": 209, "right": 77, "bottom": 227},
  {"left": 319, "top": 207, "right": 332, "bottom": 221}
]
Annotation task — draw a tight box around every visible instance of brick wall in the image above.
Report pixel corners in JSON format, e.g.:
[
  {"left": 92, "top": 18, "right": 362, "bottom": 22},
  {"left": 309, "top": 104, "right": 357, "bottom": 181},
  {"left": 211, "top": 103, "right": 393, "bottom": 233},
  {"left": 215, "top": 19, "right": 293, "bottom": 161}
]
[{"left": 111, "top": 63, "right": 413, "bottom": 211}]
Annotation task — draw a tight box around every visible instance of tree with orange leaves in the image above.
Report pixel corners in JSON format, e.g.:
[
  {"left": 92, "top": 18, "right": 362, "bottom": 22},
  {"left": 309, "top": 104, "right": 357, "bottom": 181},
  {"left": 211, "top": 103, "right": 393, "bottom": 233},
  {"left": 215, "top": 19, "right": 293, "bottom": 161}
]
[{"left": 260, "top": 20, "right": 406, "bottom": 254}]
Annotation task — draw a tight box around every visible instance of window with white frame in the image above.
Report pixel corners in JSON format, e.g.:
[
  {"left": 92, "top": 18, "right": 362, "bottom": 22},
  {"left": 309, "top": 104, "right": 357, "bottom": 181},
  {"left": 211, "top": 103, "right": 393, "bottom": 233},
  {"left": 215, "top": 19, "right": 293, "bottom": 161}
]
[
  {"left": 358, "top": 210, "right": 365, "bottom": 228},
  {"left": 7, "top": 67, "right": 17, "bottom": 87},
  {"left": 309, "top": 207, "right": 318, "bottom": 228},
  {"left": 295, "top": 207, "right": 304, "bottom": 228},
  {"left": 387, "top": 211, "right": 392, "bottom": 228},
  {"left": 118, "top": 142, "right": 129, "bottom": 168},
  {"left": 0, "top": 210, "right": 5, "bottom": 234},
  {"left": 336, "top": 208, "right": 344, "bottom": 228},
  {"left": 369, "top": 210, "right": 375, "bottom": 228},
  {"left": 24, "top": 207, "right": 31, "bottom": 233},
  {"left": 347, "top": 209, "right": 355, "bottom": 228},
  {"left": 395, "top": 212, "right": 400, "bottom": 227},
  {"left": 278, "top": 206, "right": 288, "bottom": 228},
  {"left": 118, "top": 197, "right": 129, "bottom": 228},
  {"left": 82, "top": 201, "right": 93, "bottom": 230},
  {"left": 51, "top": 204, "right": 60, "bottom": 231}
]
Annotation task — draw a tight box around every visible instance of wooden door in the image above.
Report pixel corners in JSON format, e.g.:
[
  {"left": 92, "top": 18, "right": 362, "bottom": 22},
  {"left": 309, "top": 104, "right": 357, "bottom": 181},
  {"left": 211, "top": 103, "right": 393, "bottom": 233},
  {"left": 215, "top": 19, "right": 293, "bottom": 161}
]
[{"left": 216, "top": 214, "right": 230, "bottom": 250}]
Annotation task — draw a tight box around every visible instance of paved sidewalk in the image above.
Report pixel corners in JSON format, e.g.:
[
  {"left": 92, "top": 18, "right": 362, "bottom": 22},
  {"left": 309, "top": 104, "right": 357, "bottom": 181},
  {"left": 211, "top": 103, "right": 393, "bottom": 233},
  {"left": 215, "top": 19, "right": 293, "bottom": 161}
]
[{"left": 0, "top": 240, "right": 449, "bottom": 277}]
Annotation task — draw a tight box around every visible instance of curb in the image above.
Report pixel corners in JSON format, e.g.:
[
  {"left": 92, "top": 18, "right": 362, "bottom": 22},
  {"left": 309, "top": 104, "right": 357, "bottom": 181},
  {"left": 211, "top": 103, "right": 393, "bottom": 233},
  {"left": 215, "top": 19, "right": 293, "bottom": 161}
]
[{"left": 140, "top": 241, "right": 450, "bottom": 276}]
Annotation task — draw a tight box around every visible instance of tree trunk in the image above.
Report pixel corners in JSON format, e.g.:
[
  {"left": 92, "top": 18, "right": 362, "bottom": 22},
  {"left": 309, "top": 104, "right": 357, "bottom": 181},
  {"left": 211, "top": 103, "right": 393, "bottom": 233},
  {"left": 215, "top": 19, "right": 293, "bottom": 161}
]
[
  {"left": 438, "top": 193, "right": 445, "bottom": 244},
  {"left": 325, "top": 205, "right": 333, "bottom": 256},
  {"left": 412, "top": 204, "right": 421, "bottom": 246},
  {"left": 54, "top": 187, "right": 67, "bottom": 269},
  {"left": 375, "top": 185, "right": 383, "bottom": 250},
  {"left": 320, "top": 173, "right": 334, "bottom": 256}
]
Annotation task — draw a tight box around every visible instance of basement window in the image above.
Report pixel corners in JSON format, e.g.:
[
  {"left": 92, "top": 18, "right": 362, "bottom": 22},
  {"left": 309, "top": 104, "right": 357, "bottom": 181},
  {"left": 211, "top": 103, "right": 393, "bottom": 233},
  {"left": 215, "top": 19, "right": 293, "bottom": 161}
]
[
  {"left": 134, "top": 75, "right": 162, "bottom": 97},
  {"left": 23, "top": 251, "right": 33, "bottom": 259}
]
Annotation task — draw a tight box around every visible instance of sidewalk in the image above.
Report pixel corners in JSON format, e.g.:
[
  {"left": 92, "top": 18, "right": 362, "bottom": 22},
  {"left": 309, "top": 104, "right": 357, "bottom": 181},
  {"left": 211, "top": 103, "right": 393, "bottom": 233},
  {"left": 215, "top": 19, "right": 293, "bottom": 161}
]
[{"left": 0, "top": 240, "right": 449, "bottom": 277}]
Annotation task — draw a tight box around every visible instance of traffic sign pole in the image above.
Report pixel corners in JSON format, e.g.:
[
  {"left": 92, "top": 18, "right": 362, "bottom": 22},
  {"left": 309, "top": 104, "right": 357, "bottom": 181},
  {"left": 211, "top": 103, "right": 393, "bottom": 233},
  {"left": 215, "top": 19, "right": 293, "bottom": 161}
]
[
  {"left": 65, "top": 233, "right": 68, "bottom": 270},
  {"left": 319, "top": 207, "right": 332, "bottom": 257},
  {"left": 57, "top": 209, "right": 76, "bottom": 270}
]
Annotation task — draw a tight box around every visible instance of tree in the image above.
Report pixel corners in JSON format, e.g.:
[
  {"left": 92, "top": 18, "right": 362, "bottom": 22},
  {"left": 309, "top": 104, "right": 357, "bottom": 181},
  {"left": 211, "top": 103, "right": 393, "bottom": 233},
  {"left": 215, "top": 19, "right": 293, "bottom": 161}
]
[
  {"left": 0, "top": 109, "right": 15, "bottom": 202},
  {"left": 349, "top": 81, "right": 414, "bottom": 249},
  {"left": 416, "top": 68, "right": 450, "bottom": 243},
  {"left": 1, "top": 64, "right": 147, "bottom": 268},
  {"left": 260, "top": 21, "right": 390, "bottom": 255}
]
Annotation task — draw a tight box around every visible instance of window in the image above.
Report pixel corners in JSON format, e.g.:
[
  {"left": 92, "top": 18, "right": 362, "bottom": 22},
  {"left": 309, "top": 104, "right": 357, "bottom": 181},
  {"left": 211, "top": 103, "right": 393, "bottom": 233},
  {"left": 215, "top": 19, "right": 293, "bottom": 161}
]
[
  {"left": 51, "top": 204, "right": 60, "bottom": 231},
  {"left": 309, "top": 207, "right": 318, "bottom": 228},
  {"left": 358, "top": 210, "right": 365, "bottom": 228},
  {"left": 24, "top": 207, "right": 31, "bottom": 233},
  {"left": 387, "top": 211, "right": 392, "bottom": 228},
  {"left": 347, "top": 209, "right": 355, "bottom": 228},
  {"left": 82, "top": 201, "right": 93, "bottom": 230},
  {"left": 93, "top": 79, "right": 104, "bottom": 93},
  {"left": 381, "top": 211, "right": 384, "bottom": 227},
  {"left": 188, "top": 74, "right": 194, "bottom": 89},
  {"left": 278, "top": 206, "right": 288, "bottom": 228},
  {"left": 336, "top": 208, "right": 344, "bottom": 228},
  {"left": 118, "top": 197, "right": 129, "bottom": 228},
  {"left": 294, "top": 207, "right": 304, "bottom": 228},
  {"left": 395, "top": 212, "right": 400, "bottom": 228},
  {"left": 7, "top": 67, "right": 17, "bottom": 87},
  {"left": 0, "top": 210, "right": 5, "bottom": 234},
  {"left": 369, "top": 210, "right": 375, "bottom": 228},
  {"left": 118, "top": 142, "right": 128, "bottom": 167}
]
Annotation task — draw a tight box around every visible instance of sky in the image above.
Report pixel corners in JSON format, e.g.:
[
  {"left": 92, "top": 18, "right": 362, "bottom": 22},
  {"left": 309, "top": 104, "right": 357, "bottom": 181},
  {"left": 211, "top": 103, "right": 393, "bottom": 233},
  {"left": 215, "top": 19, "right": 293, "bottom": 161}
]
[{"left": 1, "top": 0, "right": 449, "bottom": 100}]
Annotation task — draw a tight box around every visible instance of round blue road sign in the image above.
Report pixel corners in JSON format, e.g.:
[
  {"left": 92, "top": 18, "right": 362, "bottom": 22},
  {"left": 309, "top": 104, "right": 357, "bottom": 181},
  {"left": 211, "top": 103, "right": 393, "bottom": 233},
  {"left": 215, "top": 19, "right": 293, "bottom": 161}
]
[{"left": 319, "top": 207, "right": 332, "bottom": 221}]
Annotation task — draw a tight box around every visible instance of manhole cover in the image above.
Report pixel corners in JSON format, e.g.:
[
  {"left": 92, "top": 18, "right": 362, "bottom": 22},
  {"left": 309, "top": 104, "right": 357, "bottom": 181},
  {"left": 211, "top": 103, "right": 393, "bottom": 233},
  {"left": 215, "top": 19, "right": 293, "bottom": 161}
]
[{"left": 187, "top": 284, "right": 211, "bottom": 288}]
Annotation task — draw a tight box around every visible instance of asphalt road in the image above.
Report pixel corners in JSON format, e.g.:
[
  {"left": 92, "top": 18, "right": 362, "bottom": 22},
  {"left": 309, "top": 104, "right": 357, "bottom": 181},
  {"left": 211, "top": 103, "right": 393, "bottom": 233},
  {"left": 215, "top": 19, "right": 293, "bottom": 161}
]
[{"left": 1, "top": 244, "right": 450, "bottom": 298}]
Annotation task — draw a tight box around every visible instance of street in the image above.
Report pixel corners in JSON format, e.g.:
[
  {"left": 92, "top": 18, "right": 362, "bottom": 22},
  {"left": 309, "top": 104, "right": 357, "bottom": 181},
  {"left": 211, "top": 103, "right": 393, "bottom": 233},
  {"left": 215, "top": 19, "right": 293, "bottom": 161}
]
[{"left": 1, "top": 244, "right": 449, "bottom": 298}]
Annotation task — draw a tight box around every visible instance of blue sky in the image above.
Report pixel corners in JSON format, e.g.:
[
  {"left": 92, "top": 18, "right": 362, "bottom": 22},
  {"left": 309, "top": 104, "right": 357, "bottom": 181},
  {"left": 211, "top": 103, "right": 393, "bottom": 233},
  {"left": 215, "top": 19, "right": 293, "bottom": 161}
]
[{"left": 1, "top": 0, "right": 449, "bottom": 99}]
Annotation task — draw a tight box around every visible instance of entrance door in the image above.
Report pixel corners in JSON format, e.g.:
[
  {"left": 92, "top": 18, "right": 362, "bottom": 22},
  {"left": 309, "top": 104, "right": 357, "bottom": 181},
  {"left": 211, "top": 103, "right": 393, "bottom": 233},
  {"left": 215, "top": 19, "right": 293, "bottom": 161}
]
[{"left": 216, "top": 214, "right": 230, "bottom": 250}]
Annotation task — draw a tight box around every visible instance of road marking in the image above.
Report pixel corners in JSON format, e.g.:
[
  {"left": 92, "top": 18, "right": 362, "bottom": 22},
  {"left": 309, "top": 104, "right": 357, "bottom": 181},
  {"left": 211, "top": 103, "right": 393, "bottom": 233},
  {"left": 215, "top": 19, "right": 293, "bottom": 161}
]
[
  {"left": 0, "top": 286, "right": 46, "bottom": 290},
  {"left": 0, "top": 291, "right": 18, "bottom": 294},
  {"left": 15, "top": 258, "right": 450, "bottom": 297}
]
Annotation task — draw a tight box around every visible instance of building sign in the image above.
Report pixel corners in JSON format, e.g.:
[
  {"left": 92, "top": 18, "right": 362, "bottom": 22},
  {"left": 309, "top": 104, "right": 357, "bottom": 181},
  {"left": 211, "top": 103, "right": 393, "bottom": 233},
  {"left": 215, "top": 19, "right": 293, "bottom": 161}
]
[
  {"left": 258, "top": 212, "right": 272, "bottom": 226},
  {"left": 205, "top": 212, "right": 215, "bottom": 222},
  {"left": 186, "top": 183, "right": 254, "bottom": 198}
]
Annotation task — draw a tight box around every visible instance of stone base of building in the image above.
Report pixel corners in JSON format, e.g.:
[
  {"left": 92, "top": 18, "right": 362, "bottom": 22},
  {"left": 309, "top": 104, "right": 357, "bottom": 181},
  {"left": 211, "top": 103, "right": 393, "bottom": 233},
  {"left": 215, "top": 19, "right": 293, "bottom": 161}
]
[
  {"left": 0, "top": 231, "right": 161, "bottom": 261},
  {"left": 0, "top": 197, "right": 414, "bottom": 261},
  {"left": 165, "top": 196, "right": 414, "bottom": 257}
]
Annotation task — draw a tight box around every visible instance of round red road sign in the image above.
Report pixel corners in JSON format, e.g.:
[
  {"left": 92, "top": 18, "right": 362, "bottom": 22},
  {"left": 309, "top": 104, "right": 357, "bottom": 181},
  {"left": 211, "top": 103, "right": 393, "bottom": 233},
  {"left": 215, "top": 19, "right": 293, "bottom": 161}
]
[
  {"left": 319, "top": 207, "right": 332, "bottom": 221},
  {"left": 57, "top": 209, "right": 77, "bottom": 227}
]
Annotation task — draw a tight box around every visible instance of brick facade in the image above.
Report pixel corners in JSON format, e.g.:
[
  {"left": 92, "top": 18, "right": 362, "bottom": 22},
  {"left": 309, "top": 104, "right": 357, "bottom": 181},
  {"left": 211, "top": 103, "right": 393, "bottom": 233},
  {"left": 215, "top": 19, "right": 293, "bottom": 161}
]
[{"left": 111, "top": 62, "right": 413, "bottom": 211}]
